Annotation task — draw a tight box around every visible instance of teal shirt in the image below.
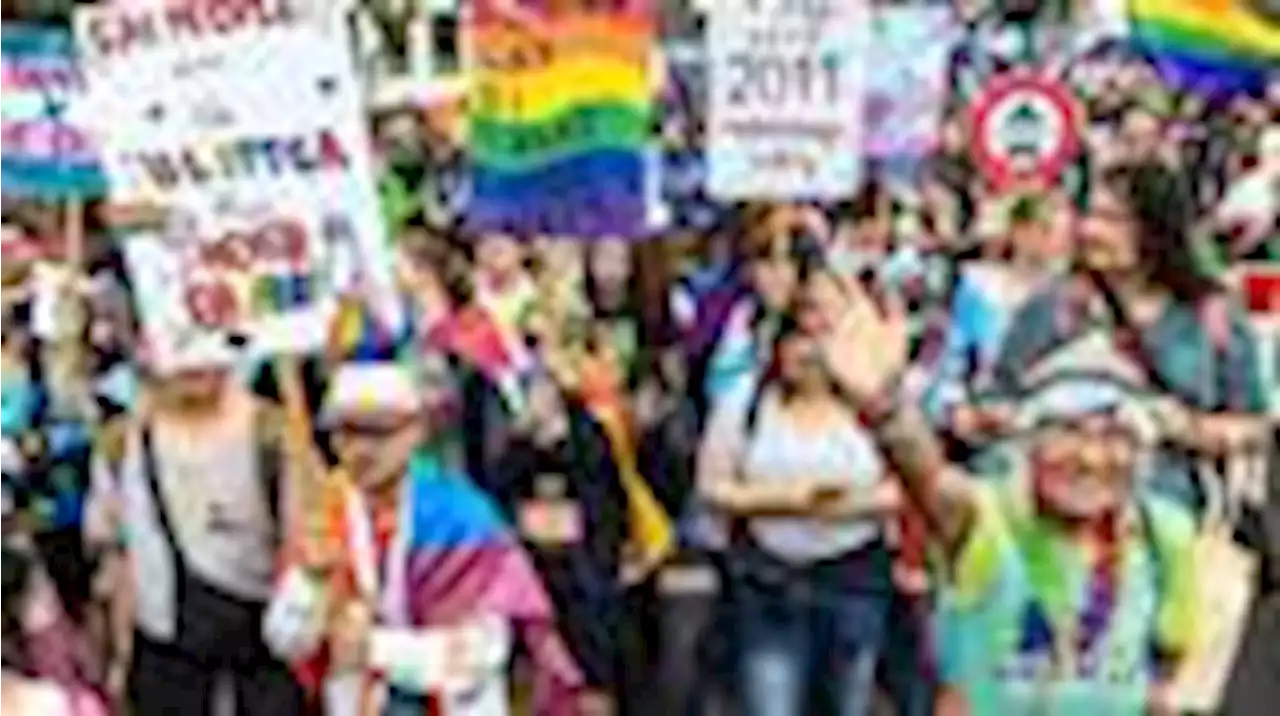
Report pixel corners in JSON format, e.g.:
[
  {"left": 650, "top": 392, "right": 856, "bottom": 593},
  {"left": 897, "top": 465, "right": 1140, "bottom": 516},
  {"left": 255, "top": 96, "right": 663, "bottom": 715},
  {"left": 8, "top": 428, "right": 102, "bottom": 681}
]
[{"left": 937, "top": 483, "right": 1198, "bottom": 716}]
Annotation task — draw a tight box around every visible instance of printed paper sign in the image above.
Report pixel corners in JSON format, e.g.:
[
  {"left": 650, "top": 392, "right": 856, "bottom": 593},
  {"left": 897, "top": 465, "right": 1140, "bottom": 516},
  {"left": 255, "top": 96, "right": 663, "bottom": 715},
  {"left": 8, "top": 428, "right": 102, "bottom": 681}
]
[
  {"left": 1, "top": 24, "right": 105, "bottom": 197},
  {"left": 74, "top": 0, "right": 391, "bottom": 358},
  {"left": 706, "top": 0, "right": 868, "bottom": 199}
]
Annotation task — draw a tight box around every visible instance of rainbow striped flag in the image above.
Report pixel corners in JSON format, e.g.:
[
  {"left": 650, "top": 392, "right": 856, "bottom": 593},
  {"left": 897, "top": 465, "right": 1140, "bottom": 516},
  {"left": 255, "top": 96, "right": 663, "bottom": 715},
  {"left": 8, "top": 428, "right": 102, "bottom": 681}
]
[
  {"left": 1131, "top": 0, "right": 1280, "bottom": 96},
  {"left": 465, "top": 0, "right": 653, "bottom": 238}
]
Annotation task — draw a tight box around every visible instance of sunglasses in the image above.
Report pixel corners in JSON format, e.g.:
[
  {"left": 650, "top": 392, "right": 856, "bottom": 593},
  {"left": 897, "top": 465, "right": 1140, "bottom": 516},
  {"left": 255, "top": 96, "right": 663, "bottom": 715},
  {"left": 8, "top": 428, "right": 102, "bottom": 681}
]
[{"left": 333, "top": 414, "right": 417, "bottom": 438}]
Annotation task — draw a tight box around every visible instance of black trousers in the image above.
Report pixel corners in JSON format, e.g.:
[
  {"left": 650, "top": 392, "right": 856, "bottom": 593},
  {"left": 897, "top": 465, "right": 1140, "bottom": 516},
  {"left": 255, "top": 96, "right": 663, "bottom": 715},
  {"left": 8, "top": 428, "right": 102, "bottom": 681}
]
[{"left": 129, "top": 632, "right": 307, "bottom": 716}]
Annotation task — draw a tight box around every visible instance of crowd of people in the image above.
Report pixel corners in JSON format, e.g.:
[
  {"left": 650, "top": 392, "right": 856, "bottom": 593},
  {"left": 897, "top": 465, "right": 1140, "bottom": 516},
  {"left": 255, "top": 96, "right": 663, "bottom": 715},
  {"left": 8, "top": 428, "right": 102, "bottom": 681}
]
[{"left": 2, "top": 1, "right": 1278, "bottom": 715}]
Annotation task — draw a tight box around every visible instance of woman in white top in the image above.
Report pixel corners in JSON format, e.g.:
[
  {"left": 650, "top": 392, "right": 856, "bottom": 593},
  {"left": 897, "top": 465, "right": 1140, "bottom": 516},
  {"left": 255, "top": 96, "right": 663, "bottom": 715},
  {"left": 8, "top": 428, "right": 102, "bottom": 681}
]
[{"left": 696, "top": 266, "right": 903, "bottom": 716}]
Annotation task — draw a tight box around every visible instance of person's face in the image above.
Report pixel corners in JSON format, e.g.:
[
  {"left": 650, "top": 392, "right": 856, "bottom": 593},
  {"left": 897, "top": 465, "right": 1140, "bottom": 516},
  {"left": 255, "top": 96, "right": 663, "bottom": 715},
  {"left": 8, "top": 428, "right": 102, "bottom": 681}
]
[
  {"left": 941, "top": 119, "right": 966, "bottom": 153},
  {"left": 1032, "top": 414, "right": 1137, "bottom": 520},
  {"left": 1077, "top": 186, "right": 1139, "bottom": 273},
  {"left": 776, "top": 331, "right": 827, "bottom": 393},
  {"left": 588, "top": 239, "right": 632, "bottom": 294},
  {"left": 520, "top": 374, "right": 570, "bottom": 446},
  {"left": 535, "top": 239, "right": 583, "bottom": 282},
  {"left": 797, "top": 270, "right": 844, "bottom": 335},
  {"left": 1120, "top": 109, "right": 1161, "bottom": 156},
  {"left": 158, "top": 368, "right": 228, "bottom": 407},
  {"left": 475, "top": 235, "right": 523, "bottom": 279},
  {"left": 1009, "top": 219, "right": 1049, "bottom": 260},
  {"left": 333, "top": 409, "right": 425, "bottom": 491},
  {"left": 750, "top": 251, "right": 798, "bottom": 311},
  {"left": 853, "top": 216, "right": 892, "bottom": 252}
]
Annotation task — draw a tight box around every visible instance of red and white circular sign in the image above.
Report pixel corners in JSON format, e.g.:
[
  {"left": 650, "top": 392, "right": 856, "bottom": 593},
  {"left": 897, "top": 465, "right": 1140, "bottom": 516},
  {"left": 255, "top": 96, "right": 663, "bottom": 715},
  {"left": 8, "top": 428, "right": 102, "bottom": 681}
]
[{"left": 969, "top": 70, "right": 1083, "bottom": 192}]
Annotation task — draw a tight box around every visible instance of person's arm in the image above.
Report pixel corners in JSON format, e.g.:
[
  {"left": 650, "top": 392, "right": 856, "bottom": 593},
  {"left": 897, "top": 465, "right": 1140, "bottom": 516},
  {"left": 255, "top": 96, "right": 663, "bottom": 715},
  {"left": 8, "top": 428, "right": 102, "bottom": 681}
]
[
  {"left": 855, "top": 388, "right": 978, "bottom": 558},
  {"left": 694, "top": 395, "right": 818, "bottom": 518},
  {"left": 812, "top": 480, "right": 903, "bottom": 521},
  {"left": 1158, "top": 308, "right": 1269, "bottom": 457}
]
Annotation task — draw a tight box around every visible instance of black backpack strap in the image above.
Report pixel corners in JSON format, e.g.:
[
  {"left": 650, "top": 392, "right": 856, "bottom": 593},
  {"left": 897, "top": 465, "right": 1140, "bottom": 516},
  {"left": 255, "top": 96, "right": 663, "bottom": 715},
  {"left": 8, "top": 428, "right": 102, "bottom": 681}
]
[
  {"left": 137, "top": 426, "right": 189, "bottom": 634},
  {"left": 138, "top": 427, "right": 183, "bottom": 567},
  {"left": 253, "top": 405, "right": 285, "bottom": 549}
]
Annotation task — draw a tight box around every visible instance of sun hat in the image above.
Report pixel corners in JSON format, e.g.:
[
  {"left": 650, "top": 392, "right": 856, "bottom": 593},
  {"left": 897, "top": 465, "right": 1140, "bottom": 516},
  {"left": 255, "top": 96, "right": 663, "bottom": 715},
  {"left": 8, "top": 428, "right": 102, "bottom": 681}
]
[{"left": 319, "top": 298, "right": 423, "bottom": 426}]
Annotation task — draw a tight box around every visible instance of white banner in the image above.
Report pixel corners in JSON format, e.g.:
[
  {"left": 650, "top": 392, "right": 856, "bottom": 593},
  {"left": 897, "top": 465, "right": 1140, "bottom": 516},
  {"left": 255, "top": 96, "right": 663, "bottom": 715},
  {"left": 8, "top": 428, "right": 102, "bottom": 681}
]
[
  {"left": 706, "top": 0, "right": 868, "bottom": 200},
  {"left": 74, "top": 0, "right": 391, "bottom": 360}
]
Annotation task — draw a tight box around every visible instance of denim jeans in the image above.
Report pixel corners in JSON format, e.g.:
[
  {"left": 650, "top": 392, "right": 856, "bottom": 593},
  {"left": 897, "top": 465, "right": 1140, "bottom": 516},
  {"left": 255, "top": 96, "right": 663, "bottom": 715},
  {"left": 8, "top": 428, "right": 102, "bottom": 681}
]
[{"left": 731, "top": 545, "right": 891, "bottom": 716}]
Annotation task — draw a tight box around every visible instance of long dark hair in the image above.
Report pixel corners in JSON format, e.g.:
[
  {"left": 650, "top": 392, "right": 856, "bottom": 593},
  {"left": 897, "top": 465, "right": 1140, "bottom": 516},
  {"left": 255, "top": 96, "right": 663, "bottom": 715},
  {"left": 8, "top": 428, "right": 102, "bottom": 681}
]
[
  {"left": 1096, "top": 161, "right": 1220, "bottom": 303},
  {"left": 582, "top": 241, "right": 674, "bottom": 389}
]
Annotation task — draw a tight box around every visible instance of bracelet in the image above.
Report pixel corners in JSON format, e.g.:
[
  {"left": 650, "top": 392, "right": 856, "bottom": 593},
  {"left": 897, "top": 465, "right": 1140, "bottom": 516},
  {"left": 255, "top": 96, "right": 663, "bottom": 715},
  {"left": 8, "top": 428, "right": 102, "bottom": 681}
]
[{"left": 855, "top": 380, "right": 905, "bottom": 428}]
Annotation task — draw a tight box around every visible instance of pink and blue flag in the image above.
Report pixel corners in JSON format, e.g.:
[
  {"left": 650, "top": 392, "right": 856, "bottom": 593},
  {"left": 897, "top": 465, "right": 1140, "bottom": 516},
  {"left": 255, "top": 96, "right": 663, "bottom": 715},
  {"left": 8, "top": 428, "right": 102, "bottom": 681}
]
[{"left": 1, "top": 24, "right": 105, "bottom": 197}]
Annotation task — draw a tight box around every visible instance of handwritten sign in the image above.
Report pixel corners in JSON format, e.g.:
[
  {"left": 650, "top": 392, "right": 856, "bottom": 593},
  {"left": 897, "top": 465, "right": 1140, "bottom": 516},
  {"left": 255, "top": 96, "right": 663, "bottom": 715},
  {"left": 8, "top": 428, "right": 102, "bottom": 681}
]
[
  {"left": 706, "top": 0, "right": 868, "bottom": 199},
  {"left": 75, "top": 0, "right": 391, "bottom": 358},
  {"left": 1, "top": 24, "right": 105, "bottom": 197},
  {"left": 123, "top": 206, "right": 357, "bottom": 360}
]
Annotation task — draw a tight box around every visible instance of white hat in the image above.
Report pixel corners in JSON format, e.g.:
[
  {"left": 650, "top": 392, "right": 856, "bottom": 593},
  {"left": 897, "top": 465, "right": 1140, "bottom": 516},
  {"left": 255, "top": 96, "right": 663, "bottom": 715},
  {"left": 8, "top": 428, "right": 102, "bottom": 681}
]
[
  {"left": 146, "top": 328, "right": 238, "bottom": 377},
  {"left": 320, "top": 362, "right": 422, "bottom": 425}
]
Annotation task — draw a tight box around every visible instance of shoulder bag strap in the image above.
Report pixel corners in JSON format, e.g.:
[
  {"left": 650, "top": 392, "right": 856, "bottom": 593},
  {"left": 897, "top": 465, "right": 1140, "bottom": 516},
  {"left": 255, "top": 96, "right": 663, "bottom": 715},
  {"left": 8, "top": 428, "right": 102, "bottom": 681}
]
[
  {"left": 138, "top": 426, "right": 183, "bottom": 568},
  {"left": 253, "top": 406, "right": 284, "bottom": 549}
]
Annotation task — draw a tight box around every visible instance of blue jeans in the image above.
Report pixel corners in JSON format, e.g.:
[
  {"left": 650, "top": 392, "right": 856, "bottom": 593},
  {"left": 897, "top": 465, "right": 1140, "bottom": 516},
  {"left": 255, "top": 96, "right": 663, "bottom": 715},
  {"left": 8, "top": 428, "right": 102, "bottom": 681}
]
[{"left": 732, "top": 546, "right": 891, "bottom": 716}]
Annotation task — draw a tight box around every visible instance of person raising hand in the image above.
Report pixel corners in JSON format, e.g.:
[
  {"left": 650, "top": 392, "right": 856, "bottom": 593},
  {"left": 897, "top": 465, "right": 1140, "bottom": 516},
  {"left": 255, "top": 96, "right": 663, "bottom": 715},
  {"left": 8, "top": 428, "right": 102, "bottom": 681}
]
[{"left": 817, "top": 275, "right": 1197, "bottom": 716}]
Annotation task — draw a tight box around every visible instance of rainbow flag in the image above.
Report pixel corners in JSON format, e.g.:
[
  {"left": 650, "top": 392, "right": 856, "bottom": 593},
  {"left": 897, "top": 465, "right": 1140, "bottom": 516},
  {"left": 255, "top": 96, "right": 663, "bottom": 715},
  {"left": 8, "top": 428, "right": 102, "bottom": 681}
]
[
  {"left": 286, "top": 456, "right": 584, "bottom": 714},
  {"left": 465, "top": 0, "right": 653, "bottom": 238},
  {"left": 1131, "top": 0, "right": 1280, "bottom": 96}
]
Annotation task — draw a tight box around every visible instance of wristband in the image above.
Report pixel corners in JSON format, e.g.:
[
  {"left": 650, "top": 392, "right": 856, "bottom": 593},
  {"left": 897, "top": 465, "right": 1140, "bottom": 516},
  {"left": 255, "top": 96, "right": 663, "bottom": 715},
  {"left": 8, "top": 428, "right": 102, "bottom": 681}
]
[{"left": 856, "top": 381, "right": 904, "bottom": 428}]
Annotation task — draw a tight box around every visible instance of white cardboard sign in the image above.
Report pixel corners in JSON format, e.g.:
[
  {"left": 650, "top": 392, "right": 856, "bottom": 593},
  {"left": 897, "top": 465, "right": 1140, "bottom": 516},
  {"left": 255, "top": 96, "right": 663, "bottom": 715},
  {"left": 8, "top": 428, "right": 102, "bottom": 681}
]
[
  {"left": 706, "top": 0, "right": 868, "bottom": 199},
  {"left": 74, "top": 0, "right": 392, "bottom": 360}
]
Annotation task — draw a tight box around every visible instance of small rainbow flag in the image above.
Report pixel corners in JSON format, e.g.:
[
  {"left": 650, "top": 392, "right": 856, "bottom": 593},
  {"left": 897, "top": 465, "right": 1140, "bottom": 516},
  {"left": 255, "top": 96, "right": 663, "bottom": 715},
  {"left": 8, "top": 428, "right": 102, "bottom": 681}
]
[
  {"left": 465, "top": 0, "right": 653, "bottom": 238},
  {"left": 1131, "top": 0, "right": 1280, "bottom": 96}
]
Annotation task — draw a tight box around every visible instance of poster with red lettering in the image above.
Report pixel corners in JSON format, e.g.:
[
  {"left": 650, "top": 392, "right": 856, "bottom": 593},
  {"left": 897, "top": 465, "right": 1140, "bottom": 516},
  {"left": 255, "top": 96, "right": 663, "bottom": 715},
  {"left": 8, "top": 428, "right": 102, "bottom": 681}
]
[
  {"left": 123, "top": 203, "right": 363, "bottom": 361},
  {"left": 74, "top": 0, "right": 393, "bottom": 359}
]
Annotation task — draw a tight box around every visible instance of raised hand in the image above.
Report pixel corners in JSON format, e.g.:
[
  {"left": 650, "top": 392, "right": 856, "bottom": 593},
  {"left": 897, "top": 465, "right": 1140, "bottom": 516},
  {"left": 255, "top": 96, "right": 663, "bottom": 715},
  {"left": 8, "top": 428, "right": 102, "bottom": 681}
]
[{"left": 813, "top": 271, "right": 911, "bottom": 405}]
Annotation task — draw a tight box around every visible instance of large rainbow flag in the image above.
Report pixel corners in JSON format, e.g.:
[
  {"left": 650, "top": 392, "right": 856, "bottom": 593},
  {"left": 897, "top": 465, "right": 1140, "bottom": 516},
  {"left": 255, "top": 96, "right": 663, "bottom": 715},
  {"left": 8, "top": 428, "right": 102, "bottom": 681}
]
[
  {"left": 1131, "top": 0, "right": 1280, "bottom": 96},
  {"left": 465, "top": 0, "right": 653, "bottom": 238}
]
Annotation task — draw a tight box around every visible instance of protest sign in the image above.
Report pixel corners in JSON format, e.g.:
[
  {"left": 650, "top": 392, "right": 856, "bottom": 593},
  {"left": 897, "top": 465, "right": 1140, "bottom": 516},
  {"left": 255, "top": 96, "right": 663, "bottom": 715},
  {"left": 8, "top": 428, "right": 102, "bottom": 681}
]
[
  {"left": 1, "top": 24, "right": 105, "bottom": 198},
  {"left": 121, "top": 207, "right": 341, "bottom": 358},
  {"left": 74, "top": 0, "right": 390, "bottom": 362},
  {"left": 864, "top": 7, "right": 958, "bottom": 162},
  {"left": 969, "top": 70, "right": 1083, "bottom": 193},
  {"left": 354, "top": 0, "right": 447, "bottom": 110},
  {"left": 465, "top": 0, "right": 654, "bottom": 238},
  {"left": 706, "top": 0, "right": 867, "bottom": 200}
]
